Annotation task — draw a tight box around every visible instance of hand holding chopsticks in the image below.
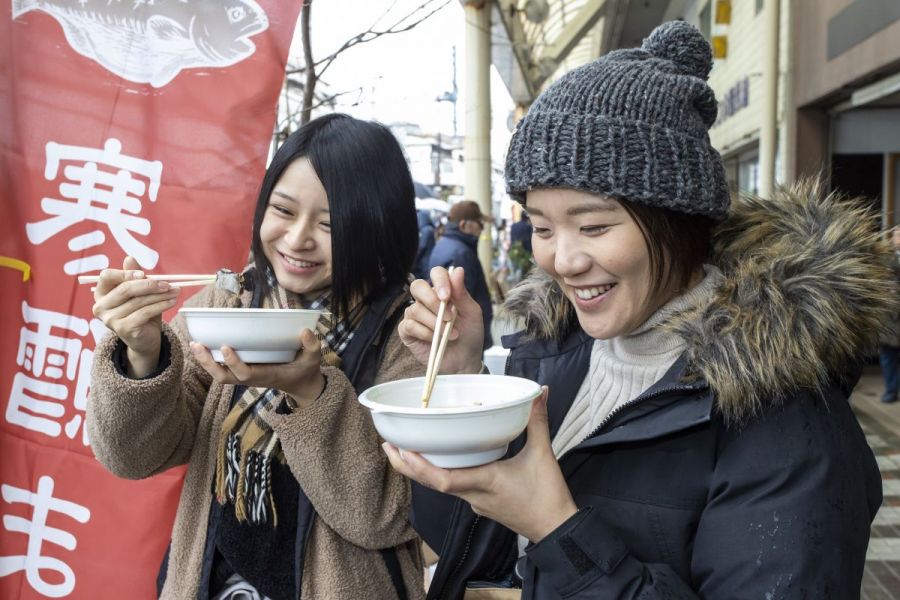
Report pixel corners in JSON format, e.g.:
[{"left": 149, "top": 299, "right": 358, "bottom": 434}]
[
  {"left": 421, "top": 267, "right": 459, "bottom": 408},
  {"left": 398, "top": 266, "right": 488, "bottom": 392},
  {"left": 89, "top": 256, "right": 184, "bottom": 377}
]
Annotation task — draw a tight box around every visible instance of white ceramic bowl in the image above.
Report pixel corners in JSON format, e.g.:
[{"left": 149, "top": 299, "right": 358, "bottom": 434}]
[
  {"left": 359, "top": 374, "right": 542, "bottom": 468},
  {"left": 178, "top": 308, "right": 322, "bottom": 363}
]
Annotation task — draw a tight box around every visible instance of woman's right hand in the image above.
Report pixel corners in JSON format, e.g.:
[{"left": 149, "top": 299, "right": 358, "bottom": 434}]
[
  {"left": 399, "top": 266, "right": 484, "bottom": 375},
  {"left": 92, "top": 256, "right": 180, "bottom": 376}
]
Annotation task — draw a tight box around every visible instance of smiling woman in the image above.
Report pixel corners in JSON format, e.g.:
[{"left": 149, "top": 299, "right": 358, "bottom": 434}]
[
  {"left": 395, "top": 21, "right": 897, "bottom": 600},
  {"left": 259, "top": 158, "right": 334, "bottom": 299},
  {"left": 525, "top": 190, "right": 714, "bottom": 340},
  {"left": 86, "top": 114, "right": 426, "bottom": 600},
  {"left": 251, "top": 114, "right": 418, "bottom": 321}
]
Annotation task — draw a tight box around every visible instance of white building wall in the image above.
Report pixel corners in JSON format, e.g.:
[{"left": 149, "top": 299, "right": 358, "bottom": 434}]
[
  {"left": 661, "top": 0, "right": 790, "bottom": 192},
  {"left": 706, "top": 1, "right": 765, "bottom": 157}
]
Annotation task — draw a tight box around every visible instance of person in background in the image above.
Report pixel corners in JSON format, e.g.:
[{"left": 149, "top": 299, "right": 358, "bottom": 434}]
[
  {"left": 492, "top": 219, "right": 512, "bottom": 302},
  {"left": 508, "top": 212, "right": 534, "bottom": 284},
  {"left": 428, "top": 200, "right": 493, "bottom": 350},
  {"left": 509, "top": 211, "right": 533, "bottom": 255},
  {"left": 87, "top": 114, "right": 425, "bottom": 600},
  {"left": 880, "top": 226, "right": 900, "bottom": 403},
  {"left": 393, "top": 21, "right": 891, "bottom": 599},
  {"left": 414, "top": 209, "right": 437, "bottom": 281}
]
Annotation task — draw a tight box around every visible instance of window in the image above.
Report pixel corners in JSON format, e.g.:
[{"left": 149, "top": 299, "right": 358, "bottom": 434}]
[{"left": 738, "top": 152, "right": 760, "bottom": 195}]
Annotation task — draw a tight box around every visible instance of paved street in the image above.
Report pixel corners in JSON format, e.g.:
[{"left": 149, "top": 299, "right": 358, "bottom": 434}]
[{"left": 852, "top": 368, "right": 900, "bottom": 599}]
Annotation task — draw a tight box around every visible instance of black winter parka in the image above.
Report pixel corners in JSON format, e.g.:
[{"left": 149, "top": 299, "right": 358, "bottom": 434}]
[{"left": 414, "top": 182, "right": 895, "bottom": 599}]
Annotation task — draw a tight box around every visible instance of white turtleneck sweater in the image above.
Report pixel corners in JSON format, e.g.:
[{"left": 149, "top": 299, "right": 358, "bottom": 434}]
[
  {"left": 550, "top": 266, "right": 722, "bottom": 458},
  {"left": 516, "top": 266, "right": 723, "bottom": 560}
]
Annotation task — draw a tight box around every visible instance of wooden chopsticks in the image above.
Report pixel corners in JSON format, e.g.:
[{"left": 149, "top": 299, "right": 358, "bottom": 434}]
[
  {"left": 77, "top": 274, "right": 217, "bottom": 291},
  {"left": 421, "top": 267, "right": 458, "bottom": 408}
]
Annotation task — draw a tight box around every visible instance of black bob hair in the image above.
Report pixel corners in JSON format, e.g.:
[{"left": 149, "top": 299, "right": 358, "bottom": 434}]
[{"left": 250, "top": 113, "right": 417, "bottom": 319}]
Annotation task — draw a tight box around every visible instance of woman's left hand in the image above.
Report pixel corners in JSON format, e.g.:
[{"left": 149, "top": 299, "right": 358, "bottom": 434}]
[
  {"left": 384, "top": 387, "right": 578, "bottom": 543},
  {"left": 189, "top": 328, "right": 325, "bottom": 408}
]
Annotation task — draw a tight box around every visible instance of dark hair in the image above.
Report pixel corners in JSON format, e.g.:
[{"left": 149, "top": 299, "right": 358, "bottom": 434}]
[
  {"left": 617, "top": 199, "right": 714, "bottom": 309},
  {"left": 251, "top": 114, "right": 417, "bottom": 319}
]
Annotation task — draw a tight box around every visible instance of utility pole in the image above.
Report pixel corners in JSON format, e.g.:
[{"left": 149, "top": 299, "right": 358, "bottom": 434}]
[
  {"left": 451, "top": 45, "right": 458, "bottom": 137},
  {"left": 463, "top": 0, "right": 493, "bottom": 276},
  {"left": 435, "top": 47, "right": 459, "bottom": 188},
  {"left": 434, "top": 131, "right": 442, "bottom": 187}
]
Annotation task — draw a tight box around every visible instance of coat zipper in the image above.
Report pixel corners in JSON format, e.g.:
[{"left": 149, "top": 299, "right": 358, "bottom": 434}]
[
  {"left": 433, "top": 514, "right": 481, "bottom": 599},
  {"left": 559, "top": 384, "right": 701, "bottom": 460},
  {"left": 431, "top": 348, "right": 510, "bottom": 598},
  {"left": 439, "top": 352, "right": 699, "bottom": 596}
]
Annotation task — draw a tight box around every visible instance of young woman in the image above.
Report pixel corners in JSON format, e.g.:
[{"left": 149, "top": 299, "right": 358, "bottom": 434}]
[
  {"left": 88, "top": 114, "right": 425, "bottom": 600},
  {"left": 389, "top": 22, "right": 894, "bottom": 599}
]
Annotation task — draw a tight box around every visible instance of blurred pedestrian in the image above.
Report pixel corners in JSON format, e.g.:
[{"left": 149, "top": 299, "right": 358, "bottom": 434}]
[
  {"left": 880, "top": 226, "right": 900, "bottom": 403},
  {"left": 509, "top": 211, "right": 533, "bottom": 254},
  {"left": 394, "top": 21, "right": 892, "bottom": 599},
  {"left": 414, "top": 209, "right": 437, "bottom": 280},
  {"left": 495, "top": 218, "right": 510, "bottom": 271},
  {"left": 507, "top": 213, "right": 534, "bottom": 284},
  {"left": 87, "top": 114, "right": 425, "bottom": 600},
  {"left": 427, "top": 200, "right": 494, "bottom": 349},
  {"left": 491, "top": 219, "right": 511, "bottom": 302}
]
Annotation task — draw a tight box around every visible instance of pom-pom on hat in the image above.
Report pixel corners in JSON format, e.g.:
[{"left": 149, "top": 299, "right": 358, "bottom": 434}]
[{"left": 505, "top": 20, "right": 730, "bottom": 221}]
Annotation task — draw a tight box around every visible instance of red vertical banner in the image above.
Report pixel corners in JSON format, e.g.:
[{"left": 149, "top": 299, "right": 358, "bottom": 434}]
[{"left": 0, "top": 1, "right": 301, "bottom": 598}]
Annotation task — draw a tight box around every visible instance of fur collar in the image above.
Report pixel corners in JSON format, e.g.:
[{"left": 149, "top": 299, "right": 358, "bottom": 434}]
[{"left": 501, "top": 179, "right": 899, "bottom": 423}]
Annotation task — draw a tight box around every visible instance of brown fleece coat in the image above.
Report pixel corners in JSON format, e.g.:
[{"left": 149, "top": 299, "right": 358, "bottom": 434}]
[{"left": 87, "top": 283, "right": 425, "bottom": 600}]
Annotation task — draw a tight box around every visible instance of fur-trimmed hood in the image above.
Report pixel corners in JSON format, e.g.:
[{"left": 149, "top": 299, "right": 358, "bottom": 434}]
[{"left": 501, "top": 179, "right": 899, "bottom": 423}]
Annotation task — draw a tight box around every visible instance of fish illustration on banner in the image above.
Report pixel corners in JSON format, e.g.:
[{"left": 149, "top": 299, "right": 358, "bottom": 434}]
[{"left": 11, "top": 0, "right": 269, "bottom": 87}]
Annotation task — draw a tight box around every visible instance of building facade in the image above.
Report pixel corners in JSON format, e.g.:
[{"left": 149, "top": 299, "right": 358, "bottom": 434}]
[
  {"left": 793, "top": 0, "right": 900, "bottom": 226},
  {"left": 666, "top": 0, "right": 791, "bottom": 196}
]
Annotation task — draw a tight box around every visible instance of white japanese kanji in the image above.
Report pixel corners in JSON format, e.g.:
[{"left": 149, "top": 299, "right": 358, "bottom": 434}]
[
  {"left": 25, "top": 138, "right": 163, "bottom": 274},
  {"left": 8, "top": 301, "right": 109, "bottom": 445},
  {"left": 0, "top": 476, "right": 91, "bottom": 598}
]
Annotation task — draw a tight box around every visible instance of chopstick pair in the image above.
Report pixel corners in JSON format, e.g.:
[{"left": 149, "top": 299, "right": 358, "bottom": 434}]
[
  {"left": 421, "top": 267, "right": 458, "bottom": 408},
  {"left": 78, "top": 274, "right": 217, "bottom": 292}
]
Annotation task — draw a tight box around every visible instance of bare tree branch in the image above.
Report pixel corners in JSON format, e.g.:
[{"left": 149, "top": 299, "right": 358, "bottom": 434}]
[
  {"left": 300, "top": 0, "right": 315, "bottom": 124},
  {"left": 287, "top": 0, "right": 450, "bottom": 130},
  {"left": 286, "top": 0, "right": 451, "bottom": 77},
  {"left": 306, "top": 87, "right": 364, "bottom": 112},
  {"left": 278, "top": 85, "right": 361, "bottom": 129}
]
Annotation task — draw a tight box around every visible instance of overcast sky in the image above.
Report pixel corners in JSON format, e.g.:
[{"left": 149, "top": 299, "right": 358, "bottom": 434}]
[{"left": 288, "top": 0, "right": 515, "bottom": 161}]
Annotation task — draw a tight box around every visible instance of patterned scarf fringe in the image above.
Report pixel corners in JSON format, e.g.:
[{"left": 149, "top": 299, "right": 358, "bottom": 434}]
[{"left": 213, "top": 274, "right": 365, "bottom": 527}]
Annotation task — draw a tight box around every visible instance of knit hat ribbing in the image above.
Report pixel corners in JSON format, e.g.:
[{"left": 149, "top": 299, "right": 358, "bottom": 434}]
[{"left": 505, "top": 20, "right": 730, "bottom": 221}]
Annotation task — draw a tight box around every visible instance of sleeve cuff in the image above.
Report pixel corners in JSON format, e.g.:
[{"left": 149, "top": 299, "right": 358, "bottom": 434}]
[
  {"left": 276, "top": 372, "right": 328, "bottom": 414},
  {"left": 90, "top": 324, "right": 187, "bottom": 418},
  {"left": 526, "top": 506, "right": 629, "bottom": 595},
  {"left": 266, "top": 366, "right": 348, "bottom": 439},
  {"left": 112, "top": 333, "right": 171, "bottom": 380}
]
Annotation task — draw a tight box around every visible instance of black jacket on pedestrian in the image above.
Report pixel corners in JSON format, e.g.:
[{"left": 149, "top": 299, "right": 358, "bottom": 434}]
[
  {"left": 509, "top": 218, "right": 533, "bottom": 254},
  {"left": 415, "top": 210, "right": 437, "bottom": 281},
  {"left": 428, "top": 224, "right": 493, "bottom": 349},
  {"left": 879, "top": 251, "right": 900, "bottom": 348},
  {"left": 415, "top": 183, "right": 896, "bottom": 599}
]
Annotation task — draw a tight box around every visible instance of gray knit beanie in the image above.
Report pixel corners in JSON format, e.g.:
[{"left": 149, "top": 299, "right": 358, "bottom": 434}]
[{"left": 505, "top": 20, "right": 730, "bottom": 221}]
